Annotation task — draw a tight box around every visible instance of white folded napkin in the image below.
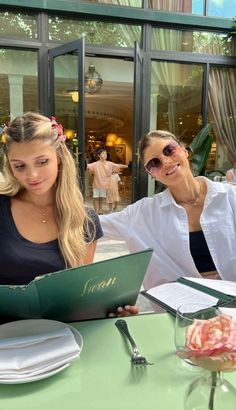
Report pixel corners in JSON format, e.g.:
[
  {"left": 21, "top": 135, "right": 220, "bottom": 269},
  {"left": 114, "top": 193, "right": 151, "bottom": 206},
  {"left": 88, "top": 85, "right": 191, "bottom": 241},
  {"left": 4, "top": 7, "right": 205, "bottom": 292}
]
[{"left": 0, "top": 327, "right": 80, "bottom": 379}]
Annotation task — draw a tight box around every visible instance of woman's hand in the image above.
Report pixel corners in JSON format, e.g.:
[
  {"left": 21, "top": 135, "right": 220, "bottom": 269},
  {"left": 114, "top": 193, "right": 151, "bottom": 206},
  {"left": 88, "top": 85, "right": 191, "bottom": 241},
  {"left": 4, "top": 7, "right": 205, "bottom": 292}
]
[{"left": 108, "top": 305, "right": 139, "bottom": 318}]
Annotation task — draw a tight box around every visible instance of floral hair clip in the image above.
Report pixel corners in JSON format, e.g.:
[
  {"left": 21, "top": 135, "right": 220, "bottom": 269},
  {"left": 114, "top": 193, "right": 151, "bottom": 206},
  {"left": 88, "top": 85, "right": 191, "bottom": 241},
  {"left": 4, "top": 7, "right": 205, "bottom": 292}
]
[
  {"left": 50, "top": 116, "right": 66, "bottom": 142},
  {"left": 0, "top": 123, "right": 7, "bottom": 144}
]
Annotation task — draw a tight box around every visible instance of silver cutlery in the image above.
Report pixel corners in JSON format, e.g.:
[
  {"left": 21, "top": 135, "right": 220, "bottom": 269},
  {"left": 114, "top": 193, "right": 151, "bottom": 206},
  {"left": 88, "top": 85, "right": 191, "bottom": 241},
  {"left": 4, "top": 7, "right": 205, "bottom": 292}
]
[{"left": 115, "top": 319, "right": 153, "bottom": 366}]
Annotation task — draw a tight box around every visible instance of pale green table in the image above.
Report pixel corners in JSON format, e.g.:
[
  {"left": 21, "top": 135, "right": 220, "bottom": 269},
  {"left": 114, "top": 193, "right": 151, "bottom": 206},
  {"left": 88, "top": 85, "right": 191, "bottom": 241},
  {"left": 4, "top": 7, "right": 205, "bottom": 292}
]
[{"left": 0, "top": 313, "right": 235, "bottom": 410}]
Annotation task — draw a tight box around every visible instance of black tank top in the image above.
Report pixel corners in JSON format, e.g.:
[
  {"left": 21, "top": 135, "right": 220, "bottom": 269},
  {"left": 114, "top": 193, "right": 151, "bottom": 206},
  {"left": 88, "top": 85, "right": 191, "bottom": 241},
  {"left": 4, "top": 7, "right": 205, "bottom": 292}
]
[{"left": 189, "top": 230, "right": 216, "bottom": 273}]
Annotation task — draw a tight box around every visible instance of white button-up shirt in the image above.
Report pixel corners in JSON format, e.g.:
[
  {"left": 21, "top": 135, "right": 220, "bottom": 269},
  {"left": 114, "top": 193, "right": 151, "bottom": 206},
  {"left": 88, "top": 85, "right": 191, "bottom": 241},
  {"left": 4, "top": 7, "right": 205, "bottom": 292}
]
[{"left": 99, "top": 177, "right": 236, "bottom": 289}]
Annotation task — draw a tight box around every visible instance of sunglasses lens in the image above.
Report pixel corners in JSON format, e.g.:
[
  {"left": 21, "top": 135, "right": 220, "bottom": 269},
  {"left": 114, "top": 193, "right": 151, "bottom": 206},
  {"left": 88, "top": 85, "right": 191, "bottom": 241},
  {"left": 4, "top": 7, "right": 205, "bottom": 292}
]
[
  {"left": 163, "top": 143, "right": 178, "bottom": 156},
  {"left": 145, "top": 142, "right": 180, "bottom": 174},
  {"left": 145, "top": 157, "right": 161, "bottom": 173}
]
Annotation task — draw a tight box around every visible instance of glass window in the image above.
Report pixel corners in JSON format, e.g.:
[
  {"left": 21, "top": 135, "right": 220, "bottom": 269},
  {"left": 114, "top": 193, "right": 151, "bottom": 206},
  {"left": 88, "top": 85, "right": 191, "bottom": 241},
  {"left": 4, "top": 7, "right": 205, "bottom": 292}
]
[
  {"left": 148, "top": 60, "right": 204, "bottom": 195},
  {"left": 0, "top": 49, "right": 38, "bottom": 125},
  {"left": 148, "top": 0, "right": 204, "bottom": 15},
  {"left": 150, "top": 61, "right": 204, "bottom": 143},
  {"left": 208, "top": 0, "right": 236, "bottom": 18},
  {"left": 152, "top": 28, "right": 235, "bottom": 56},
  {"left": 0, "top": 11, "right": 37, "bottom": 39},
  {"left": 82, "top": 0, "right": 142, "bottom": 5},
  {"left": 49, "top": 16, "right": 141, "bottom": 47}
]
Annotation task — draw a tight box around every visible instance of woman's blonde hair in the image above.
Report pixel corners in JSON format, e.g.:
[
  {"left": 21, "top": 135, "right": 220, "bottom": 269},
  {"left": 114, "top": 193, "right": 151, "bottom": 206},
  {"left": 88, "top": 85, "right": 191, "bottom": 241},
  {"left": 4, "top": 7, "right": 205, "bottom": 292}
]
[{"left": 1, "top": 111, "right": 93, "bottom": 268}]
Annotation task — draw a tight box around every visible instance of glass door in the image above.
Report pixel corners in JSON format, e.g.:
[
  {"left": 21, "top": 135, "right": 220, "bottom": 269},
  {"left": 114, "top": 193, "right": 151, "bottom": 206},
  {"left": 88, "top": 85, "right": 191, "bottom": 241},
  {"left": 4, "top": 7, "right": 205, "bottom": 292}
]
[
  {"left": 48, "top": 38, "right": 85, "bottom": 193},
  {"left": 132, "top": 42, "right": 143, "bottom": 202},
  {"left": 49, "top": 39, "right": 144, "bottom": 206}
]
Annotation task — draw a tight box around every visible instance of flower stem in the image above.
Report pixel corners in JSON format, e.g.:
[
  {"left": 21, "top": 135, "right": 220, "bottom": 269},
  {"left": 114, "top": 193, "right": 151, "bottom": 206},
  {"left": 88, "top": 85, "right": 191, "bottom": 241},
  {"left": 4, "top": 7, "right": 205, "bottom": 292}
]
[{"left": 208, "top": 371, "right": 217, "bottom": 410}]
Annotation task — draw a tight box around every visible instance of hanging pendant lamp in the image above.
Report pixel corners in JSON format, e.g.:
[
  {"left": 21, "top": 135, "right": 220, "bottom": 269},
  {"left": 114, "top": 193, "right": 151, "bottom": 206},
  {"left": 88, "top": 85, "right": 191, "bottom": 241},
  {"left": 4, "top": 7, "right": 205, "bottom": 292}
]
[{"left": 84, "top": 64, "right": 103, "bottom": 94}]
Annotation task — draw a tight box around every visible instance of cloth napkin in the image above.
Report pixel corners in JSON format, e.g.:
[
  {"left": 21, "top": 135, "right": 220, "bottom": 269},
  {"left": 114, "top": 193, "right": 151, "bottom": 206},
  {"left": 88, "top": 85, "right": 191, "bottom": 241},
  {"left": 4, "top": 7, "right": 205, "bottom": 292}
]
[{"left": 0, "top": 327, "right": 80, "bottom": 380}]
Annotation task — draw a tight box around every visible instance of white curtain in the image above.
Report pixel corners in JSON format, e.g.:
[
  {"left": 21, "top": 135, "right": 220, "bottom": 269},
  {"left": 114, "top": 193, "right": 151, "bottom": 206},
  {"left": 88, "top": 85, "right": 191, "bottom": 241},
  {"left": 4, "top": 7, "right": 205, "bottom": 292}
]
[
  {"left": 151, "top": 29, "right": 184, "bottom": 134},
  {"left": 96, "top": 0, "right": 141, "bottom": 6},
  {"left": 208, "top": 67, "right": 236, "bottom": 162},
  {"left": 149, "top": 0, "right": 191, "bottom": 12}
]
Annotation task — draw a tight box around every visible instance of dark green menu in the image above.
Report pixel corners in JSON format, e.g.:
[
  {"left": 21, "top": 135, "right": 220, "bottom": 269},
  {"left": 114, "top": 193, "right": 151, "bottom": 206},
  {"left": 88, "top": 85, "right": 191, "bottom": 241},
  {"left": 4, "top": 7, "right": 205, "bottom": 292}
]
[{"left": 0, "top": 249, "right": 153, "bottom": 322}]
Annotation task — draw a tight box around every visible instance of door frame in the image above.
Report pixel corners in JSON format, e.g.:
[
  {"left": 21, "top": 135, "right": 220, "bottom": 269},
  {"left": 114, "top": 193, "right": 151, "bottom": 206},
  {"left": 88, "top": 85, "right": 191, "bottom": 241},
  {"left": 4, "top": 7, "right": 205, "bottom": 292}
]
[
  {"left": 48, "top": 40, "right": 145, "bottom": 202},
  {"left": 49, "top": 38, "right": 85, "bottom": 190}
]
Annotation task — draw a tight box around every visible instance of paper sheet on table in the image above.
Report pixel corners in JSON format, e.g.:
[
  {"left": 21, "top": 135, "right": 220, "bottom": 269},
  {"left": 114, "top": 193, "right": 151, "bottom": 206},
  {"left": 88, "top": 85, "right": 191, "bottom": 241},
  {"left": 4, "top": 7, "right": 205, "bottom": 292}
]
[
  {"left": 146, "top": 282, "right": 218, "bottom": 312},
  {"left": 183, "top": 278, "right": 236, "bottom": 297},
  {"left": 0, "top": 327, "right": 80, "bottom": 379}
]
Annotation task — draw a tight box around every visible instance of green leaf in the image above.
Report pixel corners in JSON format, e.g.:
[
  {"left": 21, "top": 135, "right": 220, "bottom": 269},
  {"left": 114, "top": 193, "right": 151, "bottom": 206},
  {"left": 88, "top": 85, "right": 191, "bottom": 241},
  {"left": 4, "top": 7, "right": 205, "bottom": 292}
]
[
  {"left": 189, "top": 122, "right": 213, "bottom": 153},
  {"left": 189, "top": 123, "right": 214, "bottom": 177}
]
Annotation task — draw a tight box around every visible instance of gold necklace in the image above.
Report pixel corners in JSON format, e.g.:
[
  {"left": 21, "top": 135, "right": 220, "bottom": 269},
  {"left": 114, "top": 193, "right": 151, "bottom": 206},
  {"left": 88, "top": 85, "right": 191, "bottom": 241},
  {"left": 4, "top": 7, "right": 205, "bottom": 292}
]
[
  {"left": 41, "top": 208, "right": 47, "bottom": 223},
  {"left": 178, "top": 181, "right": 202, "bottom": 207}
]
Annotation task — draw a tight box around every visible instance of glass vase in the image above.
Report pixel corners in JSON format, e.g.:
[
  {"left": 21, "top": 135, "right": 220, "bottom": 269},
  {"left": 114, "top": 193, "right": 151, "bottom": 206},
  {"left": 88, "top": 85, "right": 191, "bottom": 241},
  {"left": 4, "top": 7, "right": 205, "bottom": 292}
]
[{"left": 184, "top": 371, "right": 236, "bottom": 410}]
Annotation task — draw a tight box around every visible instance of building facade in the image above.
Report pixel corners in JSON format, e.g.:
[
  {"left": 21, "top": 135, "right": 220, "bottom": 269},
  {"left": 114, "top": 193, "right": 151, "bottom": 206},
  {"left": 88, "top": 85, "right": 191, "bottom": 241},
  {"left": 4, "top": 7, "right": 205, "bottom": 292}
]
[{"left": 0, "top": 0, "right": 236, "bottom": 202}]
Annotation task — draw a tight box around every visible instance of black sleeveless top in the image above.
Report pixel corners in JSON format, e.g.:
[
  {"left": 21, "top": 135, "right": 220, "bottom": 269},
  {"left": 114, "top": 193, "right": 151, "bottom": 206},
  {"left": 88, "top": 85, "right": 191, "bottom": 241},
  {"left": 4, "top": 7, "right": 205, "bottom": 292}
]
[
  {"left": 189, "top": 230, "right": 216, "bottom": 273},
  {"left": 0, "top": 195, "right": 103, "bottom": 285}
]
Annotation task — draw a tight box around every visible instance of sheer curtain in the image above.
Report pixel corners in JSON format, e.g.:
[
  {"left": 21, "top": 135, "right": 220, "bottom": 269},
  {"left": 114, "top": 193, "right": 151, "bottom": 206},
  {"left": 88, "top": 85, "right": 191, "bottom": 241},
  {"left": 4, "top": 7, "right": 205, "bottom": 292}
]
[
  {"left": 208, "top": 67, "right": 236, "bottom": 162},
  {"left": 94, "top": 0, "right": 141, "bottom": 47},
  {"left": 149, "top": 0, "right": 192, "bottom": 12},
  {"left": 152, "top": 29, "right": 184, "bottom": 134},
  {"left": 96, "top": 0, "right": 142, "bottom": 6}
]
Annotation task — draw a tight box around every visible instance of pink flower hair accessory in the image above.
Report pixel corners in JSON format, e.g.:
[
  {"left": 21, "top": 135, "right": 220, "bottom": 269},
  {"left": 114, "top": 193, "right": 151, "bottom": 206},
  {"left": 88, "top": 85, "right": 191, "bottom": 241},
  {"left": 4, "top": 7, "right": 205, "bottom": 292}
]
[{"left": 50, "top": 116, "right": 66, "bottom": 142}]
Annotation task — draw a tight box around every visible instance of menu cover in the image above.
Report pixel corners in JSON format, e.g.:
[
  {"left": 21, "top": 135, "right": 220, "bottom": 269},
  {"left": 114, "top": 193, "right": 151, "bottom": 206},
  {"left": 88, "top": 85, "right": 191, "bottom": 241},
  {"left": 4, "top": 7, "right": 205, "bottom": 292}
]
[
  {"left": 141, "top": 277, "right": 236, "bottom": 316},
  {"left": 0, "top": 248, "right": 153, "bottom": 322}
]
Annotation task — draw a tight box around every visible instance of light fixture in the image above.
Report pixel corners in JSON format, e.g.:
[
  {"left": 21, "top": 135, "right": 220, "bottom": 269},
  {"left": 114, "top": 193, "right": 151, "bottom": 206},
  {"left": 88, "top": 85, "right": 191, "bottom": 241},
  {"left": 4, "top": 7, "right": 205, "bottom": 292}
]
[
  {"left": 71, "top": 91, "right": 79, "bottom": 103},
  {"left": 116, "top": 137, "right": 124, "bottom": 145},
  {"left": 66, "top": 89, "right": 79, "bottom": 103},
  {"left": 106, "top": 133, "right": 118, "bottom": 144},
  {"left": 84, "top": 64, "right": 103, "bottom": 94}
]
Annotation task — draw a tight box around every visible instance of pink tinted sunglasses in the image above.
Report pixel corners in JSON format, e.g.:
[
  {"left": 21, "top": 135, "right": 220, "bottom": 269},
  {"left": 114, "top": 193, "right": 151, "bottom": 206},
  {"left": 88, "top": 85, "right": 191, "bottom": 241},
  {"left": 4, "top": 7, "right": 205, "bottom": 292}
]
[{"left": 144, "top": 142, "right": 181, "bottom": 175}]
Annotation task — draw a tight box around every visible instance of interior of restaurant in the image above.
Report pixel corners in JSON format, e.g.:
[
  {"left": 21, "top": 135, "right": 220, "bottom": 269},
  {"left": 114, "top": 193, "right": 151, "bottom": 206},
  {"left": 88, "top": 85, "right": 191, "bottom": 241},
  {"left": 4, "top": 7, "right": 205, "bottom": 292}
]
[{"left": 53, "top": 55, "right": 134, "bottom": 208}]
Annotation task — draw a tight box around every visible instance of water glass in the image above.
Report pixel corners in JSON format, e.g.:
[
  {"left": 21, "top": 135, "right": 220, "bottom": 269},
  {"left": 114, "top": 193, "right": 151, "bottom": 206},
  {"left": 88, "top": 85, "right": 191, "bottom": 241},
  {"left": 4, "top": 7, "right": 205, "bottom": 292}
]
[
  {"left": 214, "top": 176, "right": 222, "bottom": 182},
  {"left": 175, "top": 303, "right": 219, "bottom": 366}
]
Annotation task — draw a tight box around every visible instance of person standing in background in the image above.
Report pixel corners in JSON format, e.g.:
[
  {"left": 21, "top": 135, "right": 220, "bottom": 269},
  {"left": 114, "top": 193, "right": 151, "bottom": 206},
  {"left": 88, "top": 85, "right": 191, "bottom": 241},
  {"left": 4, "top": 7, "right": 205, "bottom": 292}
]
[
  {"left": 87, "top": 149, "right": 127, "bottom": 215},
  {"left": 107, "top": 171, "right": 121, "bottom": 212},
  {"left": 226, "top": 161, "right": 236, "bottom": 183}
]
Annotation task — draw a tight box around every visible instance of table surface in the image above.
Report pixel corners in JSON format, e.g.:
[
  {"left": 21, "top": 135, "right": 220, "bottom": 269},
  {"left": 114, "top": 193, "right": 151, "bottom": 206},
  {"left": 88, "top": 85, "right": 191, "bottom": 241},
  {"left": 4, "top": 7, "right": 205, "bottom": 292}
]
[{"left": 0, "top": 312, "right": 235, "bottom": 410}]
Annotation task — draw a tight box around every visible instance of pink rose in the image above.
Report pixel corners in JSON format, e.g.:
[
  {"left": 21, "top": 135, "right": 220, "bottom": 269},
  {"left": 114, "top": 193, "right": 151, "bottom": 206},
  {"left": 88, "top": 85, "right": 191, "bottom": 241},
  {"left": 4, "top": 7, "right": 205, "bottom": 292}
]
[{"left": 177, "top": 314, "right": 236, "bottom": 371}]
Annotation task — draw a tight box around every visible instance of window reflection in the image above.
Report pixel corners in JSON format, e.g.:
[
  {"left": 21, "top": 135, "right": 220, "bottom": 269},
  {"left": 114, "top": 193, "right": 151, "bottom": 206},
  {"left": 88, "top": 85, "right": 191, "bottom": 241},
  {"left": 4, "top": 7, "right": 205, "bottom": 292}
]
[
  {"left": 150, "top": 61, "right": 203, "bottom": 144},
  {"left": 152, "top": 28, "right": 235, "bottom": 56},
  {"left": 148, "top": 0, "right": 204, "bottom": 14},
  {"left": 82, "top": 0, "right": 142, "bottom": 5},
  {"left": 0, "top": 10, "right": 37, "bottom": 38},
  {"left": 0, "top": 49, "right": 38, "bottom": 124},
  {"left": 208, "top": 0, "right": 236, "bottom": 18},
  {"left": 148, "top": 0, "right": 236, "bottom": 18},
  {"left": 49, "top": 17, "right": 141, "bottom": 47}
]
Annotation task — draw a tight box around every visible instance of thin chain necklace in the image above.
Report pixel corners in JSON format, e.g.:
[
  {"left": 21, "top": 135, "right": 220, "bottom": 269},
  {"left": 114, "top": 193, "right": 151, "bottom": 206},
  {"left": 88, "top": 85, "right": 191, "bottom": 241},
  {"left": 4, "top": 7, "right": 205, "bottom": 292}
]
[
  {"left": 41, "top": 208, "right": 47, "bottom": 223},
  {"left": 178, "top": 181, "right": 203, "bottom": 207},
  {"left": 21, "top": 194, "right": 53, "bottom": 224}
]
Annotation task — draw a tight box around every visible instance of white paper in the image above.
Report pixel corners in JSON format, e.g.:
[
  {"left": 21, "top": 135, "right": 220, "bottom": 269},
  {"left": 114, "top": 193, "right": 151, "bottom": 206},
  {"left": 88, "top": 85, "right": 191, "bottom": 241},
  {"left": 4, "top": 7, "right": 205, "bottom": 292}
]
[
  {"left": 183, "top": 278, "right": 236, "bottom": 297},
  {"left": 146, "top": 282, "right": 218, "bottom": 311},
  {"left": 219, "top": 307, "right": 236, "bottom": 323}
]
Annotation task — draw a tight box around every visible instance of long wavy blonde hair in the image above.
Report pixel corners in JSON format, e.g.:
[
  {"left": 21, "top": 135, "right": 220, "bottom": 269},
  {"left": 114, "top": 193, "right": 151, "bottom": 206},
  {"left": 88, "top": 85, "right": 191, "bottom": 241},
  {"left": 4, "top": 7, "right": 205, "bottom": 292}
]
[{"left": 1, "top": 111, "right": 93, "bottom": 268}]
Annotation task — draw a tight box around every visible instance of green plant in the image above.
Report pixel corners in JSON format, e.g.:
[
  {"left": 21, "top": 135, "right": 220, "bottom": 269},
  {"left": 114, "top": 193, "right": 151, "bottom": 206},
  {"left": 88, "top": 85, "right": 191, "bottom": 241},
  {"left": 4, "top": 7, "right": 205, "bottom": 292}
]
[{"left": 189, "top": 123, "right": 214, "bottom": 177}]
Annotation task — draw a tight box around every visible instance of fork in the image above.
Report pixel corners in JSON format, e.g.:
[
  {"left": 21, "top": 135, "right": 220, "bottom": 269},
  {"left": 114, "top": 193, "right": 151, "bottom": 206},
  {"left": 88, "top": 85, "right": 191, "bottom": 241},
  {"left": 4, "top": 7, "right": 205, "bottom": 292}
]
[{"left": 115, "top": 319, "right": 153, "bottom": 366}]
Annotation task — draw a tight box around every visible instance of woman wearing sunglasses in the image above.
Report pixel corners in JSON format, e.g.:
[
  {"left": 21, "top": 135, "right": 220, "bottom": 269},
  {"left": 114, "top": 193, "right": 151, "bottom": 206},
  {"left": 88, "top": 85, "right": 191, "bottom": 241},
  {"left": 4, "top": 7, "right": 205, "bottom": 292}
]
[{"left": 100, "top": 130, "right": 236, "bottom": 290}]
